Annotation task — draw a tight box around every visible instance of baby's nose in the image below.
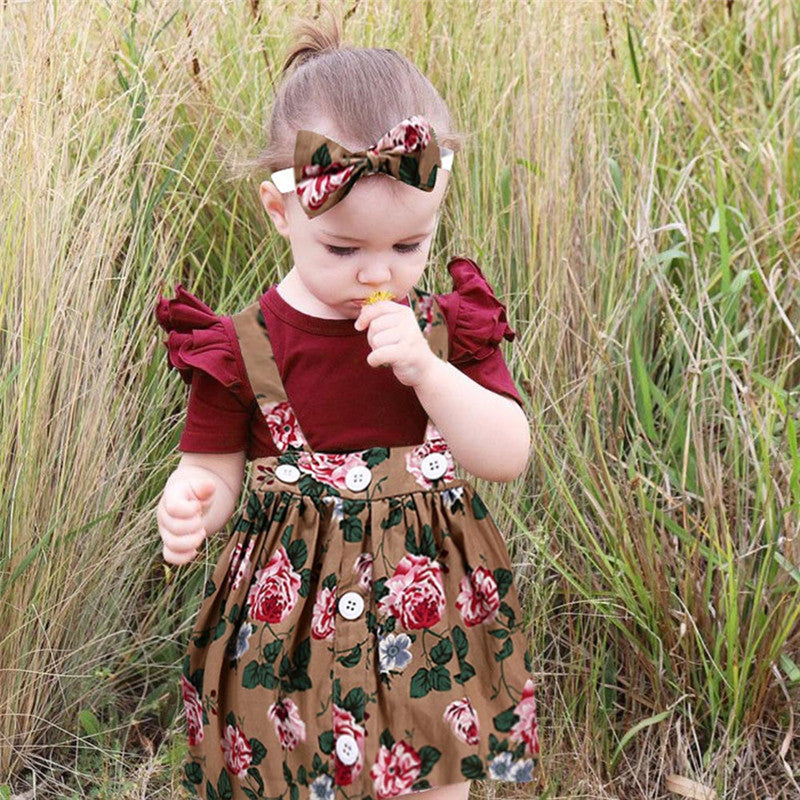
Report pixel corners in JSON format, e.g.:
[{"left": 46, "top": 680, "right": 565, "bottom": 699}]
[{"left": 357, "top": 262, "right": 393, "bottom": 284}]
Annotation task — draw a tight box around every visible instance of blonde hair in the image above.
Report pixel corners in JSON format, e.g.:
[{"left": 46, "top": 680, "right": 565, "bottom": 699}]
[{"left": 248, "top": 9, "right": 463, "bottom": 176}]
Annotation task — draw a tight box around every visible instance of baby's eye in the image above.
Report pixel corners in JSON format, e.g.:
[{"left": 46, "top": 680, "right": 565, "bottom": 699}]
[
  {"left": 325, "top": 245, "right": 358, "bottom": 257},
  {"left": 394, "top": 242, "right": 421, "bottom": 254}
]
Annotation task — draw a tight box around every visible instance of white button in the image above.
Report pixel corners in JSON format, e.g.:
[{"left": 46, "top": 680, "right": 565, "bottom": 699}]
[
  {"left": 344, "top": 466, "right": 372, "bottom": 492},
  {"left": 335, "top": 733, "right": 359, "bottom": 765},
  {"left": 420, "top": 452, "right": 448, "bottom": 480},
  {"left": 338, "top": 591, "right": 365, "bottom": 620},
  {"left": 275, "top": 464, "right": 300, "bottom": 483}
]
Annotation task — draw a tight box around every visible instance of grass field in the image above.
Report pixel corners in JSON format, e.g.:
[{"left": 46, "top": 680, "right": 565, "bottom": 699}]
[{"left": 1, "top": 0, "right": 799, "bottom": 797}]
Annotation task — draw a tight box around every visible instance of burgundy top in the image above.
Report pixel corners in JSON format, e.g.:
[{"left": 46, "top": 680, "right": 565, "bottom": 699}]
[{"left": 155, "top": 256, "right": 524, "bottom": 460}]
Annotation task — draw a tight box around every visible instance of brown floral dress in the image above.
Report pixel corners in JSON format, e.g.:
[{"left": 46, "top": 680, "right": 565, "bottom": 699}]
[{"left": 177, "top": 286, "right": 540, "bottom": 800}]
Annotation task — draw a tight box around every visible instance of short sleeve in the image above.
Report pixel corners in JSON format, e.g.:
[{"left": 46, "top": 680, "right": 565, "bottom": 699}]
[
  {"left": 436, "top": 257, "right": 524, "bottom": 407},
  {"left": 154, "top": 284, "right": 251, "bottom": 453}
]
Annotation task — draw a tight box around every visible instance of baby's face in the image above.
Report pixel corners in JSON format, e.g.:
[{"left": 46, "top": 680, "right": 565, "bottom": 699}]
[{"left": 263, "top": 165, "right": 449, "bottom": 319}]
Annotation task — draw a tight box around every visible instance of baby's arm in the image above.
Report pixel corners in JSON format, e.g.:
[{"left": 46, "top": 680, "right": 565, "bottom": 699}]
[
  {"left": 157, "top": 451, "right": 246, "bottom": 565},
  {"left": 413, "top": 357, "right": 530, "bottom": 483}
]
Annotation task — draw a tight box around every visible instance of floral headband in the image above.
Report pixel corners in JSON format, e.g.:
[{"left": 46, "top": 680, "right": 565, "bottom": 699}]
[{"left": 270, "top": 115, "right": 454, "bottom": 218}]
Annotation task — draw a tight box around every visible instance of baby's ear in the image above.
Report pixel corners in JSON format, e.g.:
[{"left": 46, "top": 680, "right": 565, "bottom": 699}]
[{"left": 259, "top": 181, "right": 291, "bottom": 238}]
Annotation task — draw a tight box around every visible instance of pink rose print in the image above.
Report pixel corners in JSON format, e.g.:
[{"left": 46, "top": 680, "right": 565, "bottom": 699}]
[
  {"left": 455, "top": 565, "right": 500, "bottom": 627},
  {"left": 405, "top": 423, "right": 455, "bottom": 489},
  {"left": 333, "top": 704, "right": 366, "bottom": 785},
  {"left": 228, "top": 538, "right": 256, "bottom": 591},
  {"left": 297, "top": 163, "right": 357, "bottom": 211},
  {"left": 416, "top": 294, "right": 435, "bottom": 335},
  {"left": 311, "top": 585, "right": 337, "bottom": 640},
  {"left": 180, "top": 675, "right": 204, "bottom": 746},
  {"left": 510, "top": 678, "right": 540, "bottom": 757},
  {"left": 443, "top": 697, "right": 480, "bottom": 745},
  {"left": 260, "top": 400, "right": 307, "bottom": 451},
  {"left": 370, "top": 739, "right": 422, "bottom": 799},
  {"left": 268, "top": 697, "right": 307, "bottom": 751},
  {"left": 370, "top": 116, "right": 431, "bottom": 157},
  {"left": 354, "top": 552, "right": 374, "bottom": 591},
  {"left": 297, "top": 451, "right": 365, "bottom": 490},
  {"left": 378, "top": 553, "right": 446, "bottom": 630},
  {"left": 247, "top": 545, "right": 302, "bottom": 624},
  {"left": 221, "top": 722, "right": 252, "bottom": 780}
]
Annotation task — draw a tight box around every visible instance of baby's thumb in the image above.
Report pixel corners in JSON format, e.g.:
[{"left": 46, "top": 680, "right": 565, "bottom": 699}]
[{"left": 189, "top": 476, "right": 216, "bottom": 502}]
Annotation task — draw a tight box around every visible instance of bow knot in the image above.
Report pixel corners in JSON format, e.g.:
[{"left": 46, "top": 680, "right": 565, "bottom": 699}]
[{"left": 292, "top": 116, "right": 443, "bottom": 218}]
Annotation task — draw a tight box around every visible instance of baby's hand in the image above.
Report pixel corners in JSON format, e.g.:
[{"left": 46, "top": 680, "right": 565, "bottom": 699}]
[
  {"left": 354, "top": 300, "right": 438, "bottom": 388},
  {"left": 157, "top": 476, "right": 217, "bottom": 565}
]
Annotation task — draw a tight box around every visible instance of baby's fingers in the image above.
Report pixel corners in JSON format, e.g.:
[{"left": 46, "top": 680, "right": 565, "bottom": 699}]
[{"left": 161, "top": 485, "right": 201, "bottom": 519}]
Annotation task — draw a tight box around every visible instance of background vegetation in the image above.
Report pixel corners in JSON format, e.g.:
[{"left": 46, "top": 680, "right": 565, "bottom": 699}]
[{"left": 1, "top": 0, "right": 798, "bottom": 797}]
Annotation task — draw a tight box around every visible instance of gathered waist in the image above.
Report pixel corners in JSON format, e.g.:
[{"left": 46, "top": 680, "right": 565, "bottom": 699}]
[{"left": 248, "top": 441, "right": 467, "bottom": 501}]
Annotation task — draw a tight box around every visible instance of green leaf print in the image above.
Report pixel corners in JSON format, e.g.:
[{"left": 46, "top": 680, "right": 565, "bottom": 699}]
[
  {"left": 280, "top": 524, "right": 294, "bottom": 550},
  {"left": 419, "top": 524, "right": 437, "bottom": 559},
  {"left": 206, "top": 780, "right": 219, "bottom": 800},
  {"left": 217, "top": 767, "right": 233, "bottom": 800},
  {"left": 226, "top": 604, "right": 240, "bottom": 623},
  {"left": 319, "top": 730, "right": 334, "bottom": 754},
  {"left": 525, "top": 648, "right": 532, "bottom": 672},
  {"left": 192, "top": 629, "right": 210, "bottom": 647},
  {"left": 290, "top": 784, "right": 299, "bottom": 800},
  {"left": 204, "top": 579, "right": 216, "bottom": 599},
  {"left": 499, "top": 600, "right": 516, "bottom": 626},
  {"left": 471, "top": 493, "right": 488, "bottom": 520},
  {"left": 297, "top": 765, "right": 308, "bottom": 785},
  {"left": 410, "top": 665, "right": 451, "bottom": 697},
  {"left": 299, "top": 568, "right": 312, "bottom": 597},
  {"left": 381, "top": 502, "right": 404, "bottom": 530},
  {"left": 242, "top": 789, "right": 259, "bottom": 800},
  {"left": 373, "top": 577, "right": 388, "bottom": 601},
  {"left": 263, "top": 640, "right": 282, "bottom": 663},
  {"left": 242, "top": 662, "right": 259, "bottom": 689},
  {"left": 451, "top": 626, "right": 468, "bottom": 660},
  {"left": 313, "top": 753, "right": 324, "bottom": 772},
  {"left": 212, "top": 618, "right": 226, "bottom": 642},
  {"left": 342, "top": 686, "right": 366, "bottom": 721},
  {"left": 338, "top": 643, "right": 362, "bottom": 667},
  {"left": 493, "top": 569, "right": 513, "bottom": 599},
  {"left": 489, "top": 628, "right": 509, "bottom": 639},
  {"left": 342, "top": 515, "right": 363, "bottom": 542},
  {"left": 405, "top": 526, "right": 419, "bottom": 555},
  {"left": 322, "top": 573, "right": 338, "bottom": 590},
  {"left": 424, "top": 163, "right": 439, "bottom": 189},
  {"left": 249, "top": 769, "right": 265, "bottom": 792},
  {"left": 287, "top": 538, "right": 307, "bottom": 570},
  {"left": 494, "top": 638, "right": 514, "bottom": 662},
  {"left": 460, "top": 755, "right": 486, "bottom": 779},
  {"left": 379, "top": 728, "right": 395, "bottom": 749},
  {"left": 298, "top": 474, "right": 325, "bottom": 498},
  {"left": 493, "top": 708, "right": 517, "bottom": 732},
  {"left": 362, "top": 447, "right": 390, "bottom": 467},
  {"left": 342, "top": 498, "right": 367, "bottom": 515},
  {"left": 399, "top": 154, "right": 420, "bottom": 184},
  {"left": 417, "top": 746, "right": 441, "bottom": 777},
  {"left": 246, "top": 490, "right": 262, "bottom": 517},
  {"left": 184, "top": 762, "right": 203, "bottom": 785},
  {"left": 430, "top": 638, "right": 453, "bottom": 665},
  {"left": 283, "top": 763, "right": 293, "bottom": 784},
  {"left": 249, "top": 737, "right": 267, "bottom": 765},
  {"left": 311, "top": 142, "right": 331, "bottom": 167}
]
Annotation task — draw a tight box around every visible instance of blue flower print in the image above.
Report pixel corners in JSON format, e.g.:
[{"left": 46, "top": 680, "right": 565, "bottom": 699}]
[
  {"left": 310, "top": 772, "right": 335, "bottom": 800},
  {"left": 378, "top": 632, "right": 413, "bottom": 673},
  {"left": 228, "top": 620, "right": 253, "bottom": 662}
]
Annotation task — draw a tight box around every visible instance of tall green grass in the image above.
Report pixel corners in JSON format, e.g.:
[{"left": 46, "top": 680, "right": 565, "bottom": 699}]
[{"left": 1, "top": 1, "right": 798, "bottom": 797}]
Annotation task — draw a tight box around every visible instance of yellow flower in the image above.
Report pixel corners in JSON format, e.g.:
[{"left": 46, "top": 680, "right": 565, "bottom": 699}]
[{"left": 364, "top": 290, "right": 395, "bottom": 304}]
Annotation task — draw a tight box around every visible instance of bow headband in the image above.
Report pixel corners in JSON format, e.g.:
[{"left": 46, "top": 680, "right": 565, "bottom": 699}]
[{"left": 270, "top": 115, "right": 454, "bottom": 218}]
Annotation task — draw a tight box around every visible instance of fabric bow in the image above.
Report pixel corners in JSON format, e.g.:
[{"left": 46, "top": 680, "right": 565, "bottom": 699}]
[{"left": 293, "top": 115, "right": 442, "bottom": 218}]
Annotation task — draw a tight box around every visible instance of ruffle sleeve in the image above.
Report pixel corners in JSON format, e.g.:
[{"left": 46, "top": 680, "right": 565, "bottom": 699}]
[
  {"left": 154, "top": 284, "right": 244, "bottom": 391},
  {"left": 437, "top": 256, "right": 517, "bottom": 364}
]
